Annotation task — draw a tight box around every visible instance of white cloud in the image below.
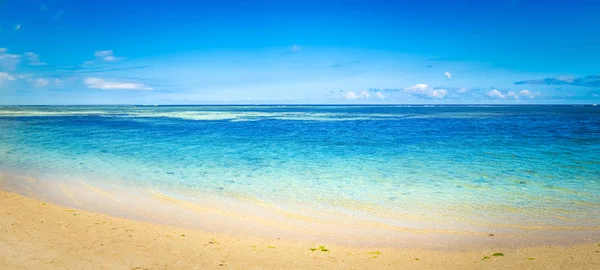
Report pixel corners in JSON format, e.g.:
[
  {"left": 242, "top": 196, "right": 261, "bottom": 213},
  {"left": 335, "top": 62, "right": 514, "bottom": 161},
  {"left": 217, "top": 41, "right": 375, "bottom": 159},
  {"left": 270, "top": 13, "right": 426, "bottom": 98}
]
[
  {"left": 487, "top": 89, "right": 505, "bottom": 98},
  {"left": 444, "top": 71, "right": 452, "bottom": 79},
  {"left": 519, "top": 89, "right": 533, "bottom": 98},
  {"left": 507, "top": 91, "right": 519, "bottom": 99},
  {"left": 83, "top": 50, "right": 121, "bottom": 64},
  {"left": 0, "top": 48, "right": 21, "bottom": 70},
  {"left": 343, "top": 90, "right": 370, "bottom": 100},
  {"left": 0, "top": 72, "right": 16, "bottom": 83},
  {"left": 330, "top": 89, "right": 387, "bottom": 101},
  {"left": 290, "top": 45, "right": 302, "bottom": 53},
  {"left": 343, "top": 91, "right": 358, "bottom": 100},
  {"left": 404, "top": 84, "right": 447, "bottom": 99},
  {"left": 557, "top": 76, "right": 575, "bottom": 83},
  {"left": 430, "top": 89, "right": 448, "bottom": 98},
  {"left": 488, "top": 89, "right": 542, "bottom": 99},
  {"left": 15, "top": 24, "right": 21, "bottom": 30},
  {"left": 457, "top": 88, "right": 467, "bottom": 93},
  {"left": 54, "top": 79, "right": 64, "bottom": 86},
  {"left": 0, "top": 54, "right": 20, "bottom": 61},
  {"left": 0, "top": 73, "right": 15, "bottom": 87},
  {"left": 518, "top": 89, "right": 541, "bottom": 98},
  {"left": 35, "top": 78, "right": 49, "bottom": 87},
  {"left": 93, "top": 50, "right": 120, "bottom": 61},
  {"left": 84, "top": 78, "right": 152, "bottom": 90},
  {"left": 24, "top": 52, "right": 47, "bottom": 65},
  {"left": 407, "top": 83, "right": 428, "bottom": 91}
]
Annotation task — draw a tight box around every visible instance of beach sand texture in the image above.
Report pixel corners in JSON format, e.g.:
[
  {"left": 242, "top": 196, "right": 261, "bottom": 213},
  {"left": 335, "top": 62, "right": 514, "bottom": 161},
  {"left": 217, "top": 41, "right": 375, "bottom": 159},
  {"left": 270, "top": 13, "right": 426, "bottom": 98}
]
[{"left": 1, "top": 190, "right": 599, "bottom": 269}]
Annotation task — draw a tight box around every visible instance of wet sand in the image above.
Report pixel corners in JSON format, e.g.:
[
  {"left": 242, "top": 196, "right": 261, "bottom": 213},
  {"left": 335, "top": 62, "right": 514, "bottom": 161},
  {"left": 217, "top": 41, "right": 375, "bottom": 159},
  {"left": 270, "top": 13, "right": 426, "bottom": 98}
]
[{"left": 1, "top": 189, "right": 599, "bottom": 269}]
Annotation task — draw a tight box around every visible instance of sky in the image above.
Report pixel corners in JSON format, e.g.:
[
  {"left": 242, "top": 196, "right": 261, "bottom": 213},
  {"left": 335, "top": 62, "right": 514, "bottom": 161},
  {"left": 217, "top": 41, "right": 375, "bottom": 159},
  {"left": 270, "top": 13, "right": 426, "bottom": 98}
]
[{"left": 0, "top": 0, "right": 599, "bottom": 105}]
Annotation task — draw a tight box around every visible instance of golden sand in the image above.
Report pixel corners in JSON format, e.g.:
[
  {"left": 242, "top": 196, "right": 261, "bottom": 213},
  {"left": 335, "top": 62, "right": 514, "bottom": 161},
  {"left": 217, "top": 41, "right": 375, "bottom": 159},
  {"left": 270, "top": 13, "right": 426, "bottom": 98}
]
[{"left": 0, "top": 190, "right": 599, "bottom": 269}]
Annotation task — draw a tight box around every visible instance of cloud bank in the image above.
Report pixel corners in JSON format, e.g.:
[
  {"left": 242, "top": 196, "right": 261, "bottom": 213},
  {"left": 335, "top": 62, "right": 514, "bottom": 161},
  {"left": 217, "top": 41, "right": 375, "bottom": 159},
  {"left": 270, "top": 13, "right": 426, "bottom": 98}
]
[
  {"left": 84, "top": 78, "right": 152, "bottom": 90},
  {"left": 404, "top": 84, "right": 447, "bottom": 99},
  {"left": 487, "top": 89, "right": 541, "bottom": 99},
  {"left": 515, "top": 75, "right": 600, "bottom": 88},
  {"left": 94, "top": 50, "right": 116, "bottom": 61}
]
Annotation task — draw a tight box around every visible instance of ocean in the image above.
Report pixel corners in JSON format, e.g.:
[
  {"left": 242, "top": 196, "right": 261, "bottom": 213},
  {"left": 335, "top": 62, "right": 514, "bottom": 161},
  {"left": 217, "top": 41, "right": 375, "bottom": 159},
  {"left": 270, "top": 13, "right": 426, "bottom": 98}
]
[{"left": 1, "top": 105, "right": 599, "bottom": 245}]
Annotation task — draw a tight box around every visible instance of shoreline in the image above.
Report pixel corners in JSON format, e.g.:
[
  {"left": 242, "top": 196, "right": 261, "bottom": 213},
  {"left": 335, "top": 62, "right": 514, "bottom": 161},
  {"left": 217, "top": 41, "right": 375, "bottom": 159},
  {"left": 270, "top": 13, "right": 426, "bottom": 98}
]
[
  {"left": 1, "top": 171, "right": 599, "bottom": 250},
  {"left": 1, "top": 189, "right": 599, "bottom": 269}
]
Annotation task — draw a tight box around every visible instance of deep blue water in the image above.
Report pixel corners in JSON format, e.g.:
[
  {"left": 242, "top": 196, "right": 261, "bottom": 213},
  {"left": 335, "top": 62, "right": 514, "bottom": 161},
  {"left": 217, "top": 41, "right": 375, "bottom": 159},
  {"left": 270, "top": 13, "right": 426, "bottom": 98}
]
[{"left": 1, "top": 105, "right": 599, "bottom": 230}]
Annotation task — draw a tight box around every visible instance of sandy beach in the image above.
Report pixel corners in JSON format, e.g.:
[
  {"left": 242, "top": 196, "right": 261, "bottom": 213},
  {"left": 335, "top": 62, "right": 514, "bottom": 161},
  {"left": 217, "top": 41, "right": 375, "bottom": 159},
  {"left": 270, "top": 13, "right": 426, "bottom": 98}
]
[{"left": 0, "top": 190, "right": 598, "bottom": 269}]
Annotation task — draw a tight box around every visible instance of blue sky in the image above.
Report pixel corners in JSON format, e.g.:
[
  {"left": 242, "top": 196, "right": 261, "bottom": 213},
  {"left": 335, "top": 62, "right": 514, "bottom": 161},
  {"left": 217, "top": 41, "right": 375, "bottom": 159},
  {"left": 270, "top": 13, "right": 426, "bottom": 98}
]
[{"left": 1, "top": 0, "right": 599, "bottom": 104}]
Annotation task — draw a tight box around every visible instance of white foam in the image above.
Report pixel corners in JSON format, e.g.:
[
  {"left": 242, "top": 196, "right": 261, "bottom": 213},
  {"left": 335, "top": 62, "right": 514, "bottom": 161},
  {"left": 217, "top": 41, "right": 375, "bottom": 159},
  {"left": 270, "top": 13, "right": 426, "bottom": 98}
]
[
  {"left": 0, "top": 109, "right": 403, "bottom": 121},
  {"left": 1, "top": 170, "right": 597, "bottom": 248}
]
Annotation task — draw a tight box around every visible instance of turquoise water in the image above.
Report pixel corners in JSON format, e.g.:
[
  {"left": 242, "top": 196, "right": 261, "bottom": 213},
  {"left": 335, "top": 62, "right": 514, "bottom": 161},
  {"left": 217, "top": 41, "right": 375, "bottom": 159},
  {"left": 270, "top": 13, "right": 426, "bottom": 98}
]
[{"left": 1, "top": 105, "right": 599, "bottom": 234}]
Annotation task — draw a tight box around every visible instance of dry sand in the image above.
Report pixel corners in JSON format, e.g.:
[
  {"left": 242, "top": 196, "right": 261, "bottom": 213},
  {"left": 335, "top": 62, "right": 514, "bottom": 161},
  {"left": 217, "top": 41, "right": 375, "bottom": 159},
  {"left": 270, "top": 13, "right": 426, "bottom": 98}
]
[{"left": 1, "top": 190, "right": 599, "bottom": 269}]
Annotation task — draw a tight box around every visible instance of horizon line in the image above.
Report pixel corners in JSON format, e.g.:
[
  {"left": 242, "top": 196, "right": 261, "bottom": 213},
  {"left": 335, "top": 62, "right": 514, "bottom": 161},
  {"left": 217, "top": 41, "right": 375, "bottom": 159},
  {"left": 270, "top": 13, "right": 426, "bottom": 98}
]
[{"left": 1, "top": 104, "right": 598, "bottom": 107}]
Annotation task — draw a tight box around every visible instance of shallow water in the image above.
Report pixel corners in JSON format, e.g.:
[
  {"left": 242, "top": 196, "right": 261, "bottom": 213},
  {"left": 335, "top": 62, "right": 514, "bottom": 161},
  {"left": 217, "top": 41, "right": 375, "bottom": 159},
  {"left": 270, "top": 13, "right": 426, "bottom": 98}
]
[{"left": 1, "top": 105, "right": 599, "bottom": 241}]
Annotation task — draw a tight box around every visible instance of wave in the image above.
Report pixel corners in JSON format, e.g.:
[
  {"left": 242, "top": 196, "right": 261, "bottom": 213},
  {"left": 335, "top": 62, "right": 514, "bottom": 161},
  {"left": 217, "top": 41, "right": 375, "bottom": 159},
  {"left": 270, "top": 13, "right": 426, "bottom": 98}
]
[
  {"left": 0, "top": 109, "right": 506, "bottom": 121},
  {"left": 0, "top": 110, "right": 118, "bottom": 117}
]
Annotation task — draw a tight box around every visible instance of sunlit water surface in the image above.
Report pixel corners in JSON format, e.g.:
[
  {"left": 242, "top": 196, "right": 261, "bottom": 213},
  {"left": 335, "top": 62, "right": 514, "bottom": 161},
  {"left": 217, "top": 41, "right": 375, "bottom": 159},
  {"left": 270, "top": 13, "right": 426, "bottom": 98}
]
[{"left": 1, "top": 105, "right": 599, "bottom": 245}]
